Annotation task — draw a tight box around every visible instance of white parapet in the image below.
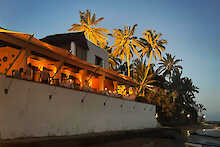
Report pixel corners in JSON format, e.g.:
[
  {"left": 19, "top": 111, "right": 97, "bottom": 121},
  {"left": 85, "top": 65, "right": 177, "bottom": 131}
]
[{"left": 0, "top": 75, "right": 157, "bottom": 139}]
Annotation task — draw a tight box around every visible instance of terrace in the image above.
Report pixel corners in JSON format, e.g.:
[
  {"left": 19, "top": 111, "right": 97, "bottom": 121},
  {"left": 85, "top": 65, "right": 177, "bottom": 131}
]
[{"left": 0, "top": 29, "right": 138, "bottom": 100}]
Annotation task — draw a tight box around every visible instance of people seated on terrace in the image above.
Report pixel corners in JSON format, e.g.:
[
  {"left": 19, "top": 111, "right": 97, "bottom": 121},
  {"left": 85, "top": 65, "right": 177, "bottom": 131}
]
[
  {"left": 60, "top": 73, "right": 67, "bottom": 87},
  {"left": 128, "top": 87, "right": 137, "bottom": 100},
  {"left": 74, "top": 78, "right": 81, "bottom": 89},
  {"left": 101, "top": 88, "right": 109, "bottom": 95},
  {"left": 123, "top": 87, "right": 136, "bottom": 100},
  {"left": 123, "top": 92, "right": 130, "bottom": 99},
  {"left": 25, "top": 63, "right": 33, "bottom": 81},
  {"left": 81, "top": 80, "right": 92, "bottom": 92},
  {"left": 65, "top": 76, "right": 74, "bottom": 88},
  {"left": 40, "top": 67, "right": 50, "bottom": 84},
  {"left": 32, "top": 66, "right": 39, "bottom": 82},
  {"left": 12, "top": 68, "right": 24, "bottom": 79}
]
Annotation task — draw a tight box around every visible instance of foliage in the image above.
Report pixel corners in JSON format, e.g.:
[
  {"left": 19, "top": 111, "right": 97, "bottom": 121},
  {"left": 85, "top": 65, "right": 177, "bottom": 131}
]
[
  {"left": 131, "top": 59, "right": 156, "bottom": 95},
  {"left": 109, "top": 24, "right": 143, "bottom": 77},
  {"left": 69, "top": 9, "right": 110, "bottom": 48},
  {"left": 146, "top": 88, "right": 176, "bottom": 116},
  {"left": 138, "top": 29, "right": 167, "bottom": 93},
  {"left": 156, "top": 53, "right": 182, "bottom": 80},
  {"left": 139, "top": 29, "right": 167, "bottom": 60},
  {"left": 70, "top": 9, "right": 204, "bottom": 124}
]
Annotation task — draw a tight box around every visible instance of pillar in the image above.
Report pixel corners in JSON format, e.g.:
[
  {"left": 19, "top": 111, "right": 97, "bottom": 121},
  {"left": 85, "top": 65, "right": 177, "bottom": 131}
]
[
  {"left": 79, "top": 69, "right": 87, "bottom": 88},
  {"left": 98, "top": 75, "right": 105, "bottom": 91}
]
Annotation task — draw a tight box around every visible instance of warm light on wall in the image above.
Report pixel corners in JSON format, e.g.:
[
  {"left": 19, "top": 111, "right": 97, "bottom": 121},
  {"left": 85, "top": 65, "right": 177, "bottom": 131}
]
[
  {"left": 88, "top": 78, "right": 92, "bottom": 87},
  {"left": 39, "top": 65, "right": 43, "bottom": 71}
]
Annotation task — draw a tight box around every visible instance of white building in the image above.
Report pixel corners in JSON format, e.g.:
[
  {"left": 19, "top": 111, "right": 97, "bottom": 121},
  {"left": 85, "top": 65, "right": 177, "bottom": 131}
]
[{"left": 40, "top": 32, "right": 109, "bottom": 69}]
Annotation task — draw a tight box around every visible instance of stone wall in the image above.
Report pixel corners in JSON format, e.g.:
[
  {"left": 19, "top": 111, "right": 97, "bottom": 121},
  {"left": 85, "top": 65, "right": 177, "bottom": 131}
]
[{"left": 0, "top": 75, "right": 156, "bottom": 139}]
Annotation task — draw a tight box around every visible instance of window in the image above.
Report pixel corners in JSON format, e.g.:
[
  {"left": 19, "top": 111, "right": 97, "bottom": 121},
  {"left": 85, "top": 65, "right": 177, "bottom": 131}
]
[
  {"left": 95, "top": 56, "right": 103, "bottom": 67},
  {"left": 70, "top": 41, "right": 76, "bottom": 56}
]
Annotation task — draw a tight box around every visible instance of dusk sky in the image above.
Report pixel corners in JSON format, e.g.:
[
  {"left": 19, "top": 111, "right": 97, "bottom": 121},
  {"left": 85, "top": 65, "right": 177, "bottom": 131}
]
[{"left": 0, "top": 0, "right": 219, "bottom": 121}]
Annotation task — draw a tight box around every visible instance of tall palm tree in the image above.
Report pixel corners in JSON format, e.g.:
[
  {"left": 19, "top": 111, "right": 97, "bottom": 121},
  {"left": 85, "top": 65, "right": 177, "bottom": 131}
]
[
  {"left": 138, "top": 29, "right": 167, "bottom": 93},
  {"left": 156, "top": 53, "right": 182, "bottom": 80},
  {"left": 109, "top": 24, "right": 142, "bottom": 77},
  {"left": 69, "top": 9, "right": 110, "bottom": 48}
]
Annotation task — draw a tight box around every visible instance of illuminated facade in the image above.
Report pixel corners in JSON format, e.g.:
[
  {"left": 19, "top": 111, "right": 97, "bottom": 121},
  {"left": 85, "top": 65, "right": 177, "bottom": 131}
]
[{"left": 0, "top": 29, "right": 137, "bottom": 98}]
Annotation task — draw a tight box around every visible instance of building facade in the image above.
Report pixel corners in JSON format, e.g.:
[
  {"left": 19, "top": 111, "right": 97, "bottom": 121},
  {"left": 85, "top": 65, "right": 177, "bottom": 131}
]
[{"left": 40, "top": 32, "right": 109, "bottom": 69}]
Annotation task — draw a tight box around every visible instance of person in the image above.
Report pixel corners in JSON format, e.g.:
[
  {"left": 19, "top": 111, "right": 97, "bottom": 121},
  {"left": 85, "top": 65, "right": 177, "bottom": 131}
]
[
  {"left": 128, "top": 87, "right": 137, "bottom": 100},
  {"left": 74, "top": 78, "right": 81, "bottom": 89},
  {"left": 12, "top": 68, "right": 24, "bottom": 79},
  {"left": 82, "top": 80, "right": 92, "bottom": 91},
  {"left": 66, "top": 78, "right": 74, "bottom": 88},
  {"left": 19, "top": 68, "right": 24, "bottom": 79},
  {"left": 40, "top": 67, "right": 50, "bottom": 84},
  {"left": 12, "top": 69, "right": 20, "bottom": 79},
  {"left": 25, "top": 63, "right": 33, "bottom": 80}
]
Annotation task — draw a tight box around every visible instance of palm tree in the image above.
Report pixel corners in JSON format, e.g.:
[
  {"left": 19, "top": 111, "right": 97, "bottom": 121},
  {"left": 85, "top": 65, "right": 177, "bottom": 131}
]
[
  {"left": 170, "top": 70, "right": 199, "bottom": 108},
  {"left": 197, "top": 104, "right": 206, "bottom": 116},
  {"left": 138, "top": 29, "right": 167, "bottom": 93},
  {"left": 108, "top": 53, "right": 122, "bottom": 71},
  {"left": 156, "top": 53, "right": 182, "bottom": 80},
  {"left": 109, "top": 24, "right": 143, "bottom": 77},
  {"left": 69, "top": 9, "right": 110, "bottom": 48},
  {"left": 132, "top": 59, "right": 156, "bottom": 96}
]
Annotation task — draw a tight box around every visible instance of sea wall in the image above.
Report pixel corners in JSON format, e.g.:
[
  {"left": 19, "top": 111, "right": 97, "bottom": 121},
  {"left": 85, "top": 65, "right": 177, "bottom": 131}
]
[{"left": 0, "top": 75, "right": 157, "bottom": 139}]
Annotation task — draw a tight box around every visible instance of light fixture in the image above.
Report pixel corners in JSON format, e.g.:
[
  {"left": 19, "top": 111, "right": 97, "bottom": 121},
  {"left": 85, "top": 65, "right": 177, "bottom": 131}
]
[
  {"left": 187, "top": 114, "right": 190, "bottom": 118},
  {"left": 155, "top": 113, "right": 158, "bottom": 118}
]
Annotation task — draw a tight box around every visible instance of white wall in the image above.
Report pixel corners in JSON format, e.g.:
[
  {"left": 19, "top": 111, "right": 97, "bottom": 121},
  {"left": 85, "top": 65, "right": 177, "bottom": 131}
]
[
  {"left": 0, "top": 75, "right": 157, "bottom": 139},
  {"left": 70, "top": 41, "right": 76, "bottom": 56},
  {"left": 86, "top": 41, "right": 109, "bottom": 69}
]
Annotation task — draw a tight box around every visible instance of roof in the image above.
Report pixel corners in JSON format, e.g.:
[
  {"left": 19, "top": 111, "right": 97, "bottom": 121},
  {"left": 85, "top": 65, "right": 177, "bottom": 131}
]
[
  {"left": 40, "top": 32, "right": 89, "bottom": 50},
  {"left": 0, "top": 29, "right": 138, "bottom": 86}
]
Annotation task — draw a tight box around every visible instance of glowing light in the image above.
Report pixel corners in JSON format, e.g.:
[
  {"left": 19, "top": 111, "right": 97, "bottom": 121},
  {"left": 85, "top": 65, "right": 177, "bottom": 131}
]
[
  {"left": 186, "top": 130, "right": 191, "bottom": 136},
  {"left": 155, "top": 113, "right": 158, "bottom": 118},
  {"left": 39, "top": 65, "right": 43, "bottom": 71},
  {"left": 187, "top": 114, "right": 190, "bottom": 118}
]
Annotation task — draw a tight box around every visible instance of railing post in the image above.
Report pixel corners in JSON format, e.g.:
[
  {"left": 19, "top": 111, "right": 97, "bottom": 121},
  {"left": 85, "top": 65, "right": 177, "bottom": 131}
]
[{"left": 98, "top": 75, "right": 105, "bottom": 91}]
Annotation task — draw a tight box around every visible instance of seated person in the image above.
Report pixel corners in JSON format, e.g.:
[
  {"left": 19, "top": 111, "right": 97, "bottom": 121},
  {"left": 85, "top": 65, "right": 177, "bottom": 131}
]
[
  {"left": 101, "top": 88, "right": 109, "bottom": 95},
  {"left": 74, "top": 78, "right": 81, "bottom": 89},
  {"left": 25, "top": 63, "right": 33, "bottom": 80},
  {"left": 81, "top": 80, "right": 92, "bottom": 91},
  {"left": 128, "top": 87, "right": 137, "bottom": 100},
  {"left": 40, "top": 67, "right": 50, "bottom": 84},
  {"left": 12, "top": 69, "right": 20, "bottom": 79},
  {"left": 60, "top": 73, "right": 67, "bottom": 86},
  {"left": 66, "top": 78, "right": 74, "bottom": 88},
  {"left": 12, "top": 68, "right": 24, "bottom": 79}
]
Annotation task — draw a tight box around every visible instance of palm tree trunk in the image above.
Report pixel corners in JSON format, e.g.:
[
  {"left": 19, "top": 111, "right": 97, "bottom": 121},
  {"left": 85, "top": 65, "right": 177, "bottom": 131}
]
[
  {"left": 127, "top": 56, "right": 130, "bottom": 77},
  {"left": 138, "top": 51, "right": 153, "bottom": 94}
]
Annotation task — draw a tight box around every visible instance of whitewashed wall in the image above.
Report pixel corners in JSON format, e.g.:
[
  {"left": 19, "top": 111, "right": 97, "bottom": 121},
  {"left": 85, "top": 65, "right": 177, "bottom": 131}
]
[
  {"left": 0, "top": 75, "right": 157, "bottom": 139},
  {"left": 86, "top": 41, "right": 109, "bottom": 69}
]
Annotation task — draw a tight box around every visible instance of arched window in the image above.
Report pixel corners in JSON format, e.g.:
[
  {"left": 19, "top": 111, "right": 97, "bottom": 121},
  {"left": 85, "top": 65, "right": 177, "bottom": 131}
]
[{"left": 70, "top": 41, "right": 76, "bottom": 56}]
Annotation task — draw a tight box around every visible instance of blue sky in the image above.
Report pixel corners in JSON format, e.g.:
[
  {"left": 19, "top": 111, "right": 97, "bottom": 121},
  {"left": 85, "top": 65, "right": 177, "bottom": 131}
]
[{"left": 0, "top": 0, "right": 219, "bottom": 120}]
